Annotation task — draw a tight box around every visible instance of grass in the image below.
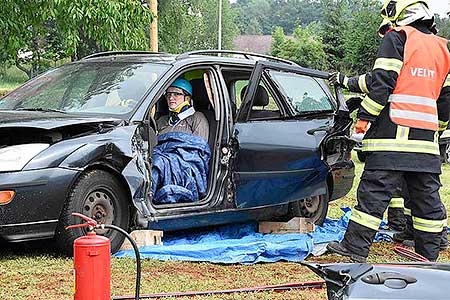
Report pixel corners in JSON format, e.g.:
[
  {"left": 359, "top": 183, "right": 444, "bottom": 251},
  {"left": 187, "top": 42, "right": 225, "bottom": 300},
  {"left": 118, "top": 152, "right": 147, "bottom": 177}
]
[
  {"left": 0, "top": 66, "right": 27, "bottom": 95},
  {"left": 1, "top": 153, "right": 450, "bottom": 300}
]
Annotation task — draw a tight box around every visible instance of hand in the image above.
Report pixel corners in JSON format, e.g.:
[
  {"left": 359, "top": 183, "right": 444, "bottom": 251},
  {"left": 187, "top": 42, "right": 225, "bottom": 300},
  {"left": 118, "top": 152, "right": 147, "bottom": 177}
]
[
  {"left": 355, "top": 119, "right": 369, "bottom": 134},
  {"left": 329, "top": 72, "right": 348, "bottom": 89}
]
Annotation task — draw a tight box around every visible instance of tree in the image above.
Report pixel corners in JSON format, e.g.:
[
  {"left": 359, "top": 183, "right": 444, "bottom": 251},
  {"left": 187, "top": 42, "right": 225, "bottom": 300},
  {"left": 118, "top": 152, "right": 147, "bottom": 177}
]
[
  {"left": 270, "top": 24, "right": 328, "bottom": 69},
  {"left": 321, "top": 0, "right": 349, "bottom": 69},
  {"left": 342, "top": 0, "right": 381, "bottom": 74},
  {"left": 158, "top": 0, "right": 238, "bottom": 54},
  {"left": 0, "top": 0, "right": 152, "bottom": 78},
  {"left": 435, "top": 15, "right": 450, "bottom": 40}
]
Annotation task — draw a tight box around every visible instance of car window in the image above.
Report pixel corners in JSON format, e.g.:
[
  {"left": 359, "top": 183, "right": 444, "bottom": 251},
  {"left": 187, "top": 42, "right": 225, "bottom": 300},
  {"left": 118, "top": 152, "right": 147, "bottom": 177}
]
[
  {"left": 268, "top": 70, "right": 333, "bottom": 114},
  {"left": 234, "top": 79, "right": 281, "bottom": 120},
  {"left": 0, "top": 62, "right": 169, "bottom": 115}
]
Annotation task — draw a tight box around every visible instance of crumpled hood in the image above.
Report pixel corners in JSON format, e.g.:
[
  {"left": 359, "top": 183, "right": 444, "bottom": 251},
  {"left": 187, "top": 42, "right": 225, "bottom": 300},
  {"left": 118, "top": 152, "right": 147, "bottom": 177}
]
[{"left": 0, "top": 110, "right": 123, "bottom": 129}]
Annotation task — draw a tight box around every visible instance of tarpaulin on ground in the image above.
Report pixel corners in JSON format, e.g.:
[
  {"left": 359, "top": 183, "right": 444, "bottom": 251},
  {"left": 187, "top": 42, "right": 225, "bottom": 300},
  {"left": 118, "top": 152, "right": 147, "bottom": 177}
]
[{"left": 114, "top": 208, "right": 391, "bottom": 264}]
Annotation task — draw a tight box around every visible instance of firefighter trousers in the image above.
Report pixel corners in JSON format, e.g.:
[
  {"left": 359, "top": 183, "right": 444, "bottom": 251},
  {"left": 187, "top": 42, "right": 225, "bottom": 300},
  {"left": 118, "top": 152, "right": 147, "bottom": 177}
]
[{"left": 342, "top": 170, "right": 446, "bottom": 261}]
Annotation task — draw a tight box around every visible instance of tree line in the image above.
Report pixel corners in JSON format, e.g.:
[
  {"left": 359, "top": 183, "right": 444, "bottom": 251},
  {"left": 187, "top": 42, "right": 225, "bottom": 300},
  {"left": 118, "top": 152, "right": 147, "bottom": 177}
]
[{"left": 1, "top": 0, "right": 450, "bottom": 79}]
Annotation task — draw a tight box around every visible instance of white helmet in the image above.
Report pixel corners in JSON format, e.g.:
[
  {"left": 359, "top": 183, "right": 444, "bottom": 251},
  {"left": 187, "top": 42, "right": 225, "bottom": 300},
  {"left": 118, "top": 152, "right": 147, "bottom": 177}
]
[{"left": 395, "top": 2, "right": 434, "bottom": 26}]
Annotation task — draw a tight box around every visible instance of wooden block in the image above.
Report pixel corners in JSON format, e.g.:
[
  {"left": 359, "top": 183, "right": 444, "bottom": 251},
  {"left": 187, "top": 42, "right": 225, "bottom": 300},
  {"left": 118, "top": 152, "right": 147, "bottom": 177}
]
[
  {"left": 120, "top": 230, "right": 163, "bottom": 251},
  {"left": 258, "top": 217, "right": 315, "bottom": 234}
]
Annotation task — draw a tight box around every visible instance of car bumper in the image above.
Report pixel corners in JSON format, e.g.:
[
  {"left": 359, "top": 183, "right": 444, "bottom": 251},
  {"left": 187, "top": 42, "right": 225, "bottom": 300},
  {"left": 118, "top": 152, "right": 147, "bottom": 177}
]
[{"left": 0, "top": 167, "right": 79, "bottom": 242}]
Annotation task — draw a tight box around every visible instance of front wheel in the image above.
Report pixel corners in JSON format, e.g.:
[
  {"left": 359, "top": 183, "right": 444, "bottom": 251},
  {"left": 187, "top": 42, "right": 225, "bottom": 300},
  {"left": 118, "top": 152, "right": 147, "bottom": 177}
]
[
  {"left": 287, "top": 189, "right": 329, "bottom": 226},
  {"left": 55, "top": 170, "right": 130, "bottom": 255}
]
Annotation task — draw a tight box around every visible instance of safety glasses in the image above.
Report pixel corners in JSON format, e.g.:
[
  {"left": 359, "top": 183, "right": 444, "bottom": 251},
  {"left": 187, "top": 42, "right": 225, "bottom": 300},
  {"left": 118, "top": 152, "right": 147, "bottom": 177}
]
[
  {"left": 381, "top": 1, "right": 397, "bottom": 19},
  {"left": 165, "top": 91, "right": 185, "bottom": 98}
]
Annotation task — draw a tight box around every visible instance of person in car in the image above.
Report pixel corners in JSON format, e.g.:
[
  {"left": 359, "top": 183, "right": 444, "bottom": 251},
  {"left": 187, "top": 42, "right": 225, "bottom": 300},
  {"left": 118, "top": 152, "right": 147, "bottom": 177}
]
[{"left": 157, "top": 78, "right": 209, "bottom": 142}]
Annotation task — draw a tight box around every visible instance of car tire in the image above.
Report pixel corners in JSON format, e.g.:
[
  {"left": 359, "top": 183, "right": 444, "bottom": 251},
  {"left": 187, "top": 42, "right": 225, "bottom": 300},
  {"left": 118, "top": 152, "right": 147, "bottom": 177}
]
[
  {"left": 288, "top": 188, "right": 329, "bottom": 226},
  {"left": 55, "top": 169, "right": 129, "bottom": 255}
]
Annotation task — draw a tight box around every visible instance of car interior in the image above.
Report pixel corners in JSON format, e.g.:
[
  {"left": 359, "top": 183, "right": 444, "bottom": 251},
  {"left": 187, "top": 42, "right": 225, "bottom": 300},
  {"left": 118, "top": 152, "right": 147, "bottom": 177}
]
[{"left": 151, "top": 69, "right": 218, "bottom": 205}]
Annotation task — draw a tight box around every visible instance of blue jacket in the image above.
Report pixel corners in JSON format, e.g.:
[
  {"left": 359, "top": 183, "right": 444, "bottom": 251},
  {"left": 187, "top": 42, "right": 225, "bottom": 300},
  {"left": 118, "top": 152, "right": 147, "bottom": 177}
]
[{"left": 151, "top": 132, "right": 211, "bottom": 204}]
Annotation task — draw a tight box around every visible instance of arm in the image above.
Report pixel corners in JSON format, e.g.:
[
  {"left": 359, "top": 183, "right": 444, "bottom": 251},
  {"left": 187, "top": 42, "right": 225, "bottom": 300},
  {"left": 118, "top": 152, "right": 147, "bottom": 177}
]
[
  {"left": 347, "top": 73, "right": 372, "bottom": 94},
  {"left": 357, "top": 31, "right": 406, "bottom": 122},
  {"left": 438, "top": 74, "right": 450, "bottom": 133}
]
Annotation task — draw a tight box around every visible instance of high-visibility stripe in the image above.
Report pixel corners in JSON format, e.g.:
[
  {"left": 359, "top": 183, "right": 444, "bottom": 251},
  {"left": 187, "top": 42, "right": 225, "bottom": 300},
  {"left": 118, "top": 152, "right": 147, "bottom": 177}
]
[
  {"left": 439, "top": 120, "right": 449, "bottom": 131},
  {"left": 412, "top": 216, "right": 446, "bottom": 233},
  {"left": 343, "top": 76, "right": 349, "bottom": 88},
  {"left": 362, "top": 139, "right": 440, "bottom": 155},
  {"left": 395, "top": 126, "right": 409, "bottom": 140},
  {"left": 389, "top": 94, "right": 436, "bottom": 107},
  {"left": 361, "top": 95, "right": 384, "bottom": 116},
  {"left": 390, "top": 109, "right": 438, "bottom": 124},
  {"left": 373, "top": 58, "right": 403, "bottom": 74},
  {"left": 388, "top": 94, "right": 438, "bottom": 130},
  {"left": 358, "top": 74, "right": 369, "bottom": 94},
  {"left": 444, "top": 75, "right": 450, "bottom": 88},
  {"left": 404, "top": 207, "right": 411, "bottom": 216},
  {"left": 351, "top": 209, "right": 382, "bottom": 231},
  {"left": 389, "top": 198, "right": 404, "bottom": 208}
]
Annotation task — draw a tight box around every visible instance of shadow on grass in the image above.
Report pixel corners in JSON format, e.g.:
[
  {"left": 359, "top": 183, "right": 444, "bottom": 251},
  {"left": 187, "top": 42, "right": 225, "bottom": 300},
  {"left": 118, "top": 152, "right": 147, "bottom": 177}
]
[{"left": 0, "top": 238, "right": 65, "bottom": 259}]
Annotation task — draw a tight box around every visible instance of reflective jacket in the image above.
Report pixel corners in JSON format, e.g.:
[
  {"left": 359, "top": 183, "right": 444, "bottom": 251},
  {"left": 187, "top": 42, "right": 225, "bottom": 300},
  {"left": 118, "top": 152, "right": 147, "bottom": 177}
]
[{"left": 355, "top": 24, "right": 450, "bottom": 173}]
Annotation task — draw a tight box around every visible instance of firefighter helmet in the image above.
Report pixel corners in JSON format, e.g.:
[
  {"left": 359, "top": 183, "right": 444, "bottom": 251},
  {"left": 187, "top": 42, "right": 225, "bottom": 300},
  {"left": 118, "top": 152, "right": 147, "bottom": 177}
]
[{"left": 380, "top": 0, "right": 433, "bottom": 26}]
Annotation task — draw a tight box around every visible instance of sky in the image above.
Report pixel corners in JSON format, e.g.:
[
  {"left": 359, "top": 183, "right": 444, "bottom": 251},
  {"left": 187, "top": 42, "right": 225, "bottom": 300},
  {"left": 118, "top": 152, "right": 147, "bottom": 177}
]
[{"left": 429, "top": 0, "right": 448, "bottom": 17}]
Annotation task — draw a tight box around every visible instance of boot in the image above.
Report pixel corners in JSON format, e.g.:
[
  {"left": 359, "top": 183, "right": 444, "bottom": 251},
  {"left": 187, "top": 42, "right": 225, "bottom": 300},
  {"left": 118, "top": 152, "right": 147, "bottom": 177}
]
[
  {"left": 327, "top": 242, "right": 367, "bottom": 263},
  {"left": 387, "top": 207, "right": 406, "bottom": 232},
  {"left": 395, "top": 228, "right": 448, "bottom": 251}
]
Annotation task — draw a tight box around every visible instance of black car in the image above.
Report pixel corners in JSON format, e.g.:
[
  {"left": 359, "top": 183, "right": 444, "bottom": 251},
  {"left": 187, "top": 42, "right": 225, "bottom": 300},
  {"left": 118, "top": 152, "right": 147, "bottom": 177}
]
[{"left": 0, "top": 50, "right": 355, "bottom": 253}]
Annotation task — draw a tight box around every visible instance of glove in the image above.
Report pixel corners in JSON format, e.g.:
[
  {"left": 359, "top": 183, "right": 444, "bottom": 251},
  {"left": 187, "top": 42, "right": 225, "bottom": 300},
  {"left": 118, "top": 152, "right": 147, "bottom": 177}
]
[
  {"left": 329, "top": 72, "right": 349, "bottom": 89},
  {"left": 355, "top": 119, "right": 369, "bottom": 134}
]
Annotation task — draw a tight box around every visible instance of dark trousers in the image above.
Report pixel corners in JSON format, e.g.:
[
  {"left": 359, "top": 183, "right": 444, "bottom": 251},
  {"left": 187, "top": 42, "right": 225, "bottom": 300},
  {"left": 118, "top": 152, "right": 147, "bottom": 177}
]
[{"left": 342, "top": 170, "right": 446, "bottom": 261}]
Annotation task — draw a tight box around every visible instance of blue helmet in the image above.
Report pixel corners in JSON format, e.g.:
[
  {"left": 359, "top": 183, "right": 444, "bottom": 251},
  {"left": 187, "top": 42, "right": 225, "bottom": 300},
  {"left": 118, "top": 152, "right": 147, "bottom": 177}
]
[{"left": 170, "top": 78, "right": 192, "bottom": 96}]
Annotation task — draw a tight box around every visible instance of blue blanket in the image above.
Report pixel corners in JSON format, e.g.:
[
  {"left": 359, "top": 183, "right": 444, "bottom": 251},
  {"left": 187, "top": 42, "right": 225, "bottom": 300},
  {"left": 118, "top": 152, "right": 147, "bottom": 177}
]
[{"left": 151, "top": 132, "right": 211, "bottom": 204}]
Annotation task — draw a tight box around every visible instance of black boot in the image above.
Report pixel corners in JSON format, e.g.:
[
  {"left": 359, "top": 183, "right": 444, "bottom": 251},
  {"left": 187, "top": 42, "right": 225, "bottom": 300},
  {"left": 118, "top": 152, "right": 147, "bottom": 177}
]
[
  {"left": 327, "top": 241, "right": 367, "bottom": 263},
  {"left": 387, "top": 207, "right": 406, "bottom": 232}
]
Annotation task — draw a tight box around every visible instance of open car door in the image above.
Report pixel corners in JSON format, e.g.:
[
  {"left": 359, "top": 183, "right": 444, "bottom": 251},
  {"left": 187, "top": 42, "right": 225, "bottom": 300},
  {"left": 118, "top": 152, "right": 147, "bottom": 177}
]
[{"left": 232, "top": 60, "right": 351, "bottom": 210}]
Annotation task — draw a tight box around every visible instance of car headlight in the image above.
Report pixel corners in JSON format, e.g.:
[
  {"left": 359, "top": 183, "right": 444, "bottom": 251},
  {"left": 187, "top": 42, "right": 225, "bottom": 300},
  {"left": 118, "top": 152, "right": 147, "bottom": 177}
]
[{"left": 0, "top": 144, "right": 50, "bottom": 172}]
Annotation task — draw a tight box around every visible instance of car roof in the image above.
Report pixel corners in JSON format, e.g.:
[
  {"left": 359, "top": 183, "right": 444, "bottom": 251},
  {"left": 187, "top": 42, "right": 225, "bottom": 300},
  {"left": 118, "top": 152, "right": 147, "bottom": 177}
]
[
  {"left": 80, "top": 50, "right": 294, "bottom": 67},
  {"left": 80, "top": 50, "right": 329, "bottom": 78}
]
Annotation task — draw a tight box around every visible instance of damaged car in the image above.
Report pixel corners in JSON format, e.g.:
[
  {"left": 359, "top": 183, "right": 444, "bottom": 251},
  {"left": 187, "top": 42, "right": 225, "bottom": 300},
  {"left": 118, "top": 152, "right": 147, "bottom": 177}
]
[{"left": 0, "top": 50, "right": 355, "bottom": 254}]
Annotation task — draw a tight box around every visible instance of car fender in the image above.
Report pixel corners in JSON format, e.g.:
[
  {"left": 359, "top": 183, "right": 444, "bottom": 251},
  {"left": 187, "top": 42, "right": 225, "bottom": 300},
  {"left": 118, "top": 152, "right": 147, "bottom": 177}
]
[{"left": 57, "top": 125, "right": 155, "bottom": 218}]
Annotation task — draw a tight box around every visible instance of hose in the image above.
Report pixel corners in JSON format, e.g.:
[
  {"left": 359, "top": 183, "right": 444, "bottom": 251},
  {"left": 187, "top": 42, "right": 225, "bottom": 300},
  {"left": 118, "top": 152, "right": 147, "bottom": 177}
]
[
  {"left": 104, "top": 224, "right": 142, "bottom": 300},
  {"left": 393, "top": 246, "right": 430, "bottom": 262}
]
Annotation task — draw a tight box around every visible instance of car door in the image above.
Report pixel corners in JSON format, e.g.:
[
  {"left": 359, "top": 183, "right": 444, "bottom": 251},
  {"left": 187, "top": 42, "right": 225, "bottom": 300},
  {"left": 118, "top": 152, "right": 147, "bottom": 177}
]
[{"left": 232, "top": 61, "right": 343, "bottom": 209}]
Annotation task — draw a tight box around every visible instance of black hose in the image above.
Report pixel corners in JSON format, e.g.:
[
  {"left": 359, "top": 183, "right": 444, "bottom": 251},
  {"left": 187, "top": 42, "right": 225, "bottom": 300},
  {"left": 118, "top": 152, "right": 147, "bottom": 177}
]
[{"left": 104, "top": 224, "right": 141, "bottom": 300}]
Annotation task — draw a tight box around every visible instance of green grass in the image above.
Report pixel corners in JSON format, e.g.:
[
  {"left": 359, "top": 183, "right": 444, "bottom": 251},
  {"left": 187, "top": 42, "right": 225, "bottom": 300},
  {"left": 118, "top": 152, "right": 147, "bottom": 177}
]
[{"left": 1, "top": 153, "right": 450, "bottom": 300}]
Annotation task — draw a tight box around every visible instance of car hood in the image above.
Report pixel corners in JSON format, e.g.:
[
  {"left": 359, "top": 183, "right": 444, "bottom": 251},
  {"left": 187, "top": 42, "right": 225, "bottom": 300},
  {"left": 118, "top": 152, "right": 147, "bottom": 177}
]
[{"left": 0, "top": 110, "right": 123, "bottom": 130}]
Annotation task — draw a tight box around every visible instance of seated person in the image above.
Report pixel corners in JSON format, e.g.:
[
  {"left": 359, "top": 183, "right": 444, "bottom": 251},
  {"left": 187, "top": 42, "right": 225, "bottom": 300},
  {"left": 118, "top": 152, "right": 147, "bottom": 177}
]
[{"left": 157, "top": 78, "right": 209, "bottom": 142}]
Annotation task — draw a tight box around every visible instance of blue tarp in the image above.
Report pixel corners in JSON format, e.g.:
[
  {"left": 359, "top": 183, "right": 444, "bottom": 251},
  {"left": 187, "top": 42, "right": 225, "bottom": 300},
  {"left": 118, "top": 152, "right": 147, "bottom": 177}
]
[
  {"left": 151, "top": 132, "right": 211, "bottom": 204},
  {"left": 115, "top": 208, "right": 394, "bottom": 264},
  {"left": 116, "top": 208, "right": 358, "bottom": 264}
]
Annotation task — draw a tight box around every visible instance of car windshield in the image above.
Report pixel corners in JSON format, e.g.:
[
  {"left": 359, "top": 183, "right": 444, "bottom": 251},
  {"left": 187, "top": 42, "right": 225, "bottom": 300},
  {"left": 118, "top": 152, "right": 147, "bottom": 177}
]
[{"left": 0, "top": 61, "right": 169, "bottom": 115}]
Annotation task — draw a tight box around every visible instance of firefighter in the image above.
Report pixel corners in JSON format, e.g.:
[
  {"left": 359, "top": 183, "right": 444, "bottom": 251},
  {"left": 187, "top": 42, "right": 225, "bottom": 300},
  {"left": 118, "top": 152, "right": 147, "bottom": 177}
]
[
  {"left": 330, "top": 18, "right": 449, "bottom": 251},
  {"left": 327, "top": 0, "right": 450, "bottom": 262}
]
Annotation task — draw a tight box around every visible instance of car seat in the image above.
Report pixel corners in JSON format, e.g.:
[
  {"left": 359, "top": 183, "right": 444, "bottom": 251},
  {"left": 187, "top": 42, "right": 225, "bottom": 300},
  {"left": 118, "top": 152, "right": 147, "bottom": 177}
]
[{"left": 240, "top": 85, "right": 281, "bottom": 119}]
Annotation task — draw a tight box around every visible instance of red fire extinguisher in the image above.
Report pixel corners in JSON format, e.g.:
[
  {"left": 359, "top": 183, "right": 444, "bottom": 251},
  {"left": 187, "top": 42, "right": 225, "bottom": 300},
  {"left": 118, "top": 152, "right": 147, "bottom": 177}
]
[
  {"left": 67, "top": 213, "right": 111, "bottom": 300},
  {"left": 66, "top": 213, "right": 142, "bottom": 300}
]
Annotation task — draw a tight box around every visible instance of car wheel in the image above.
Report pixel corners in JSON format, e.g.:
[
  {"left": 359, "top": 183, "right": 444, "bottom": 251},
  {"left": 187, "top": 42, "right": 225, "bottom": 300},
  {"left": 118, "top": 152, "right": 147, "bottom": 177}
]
[
  {"left": 55, "top": 169, "right": 129, "bottom": 255},
  {"left": 288, "top": 190, "right": 329, "bottom": 226},
  {"left": 356, "top": 151, "right": 367, "bottom": 162}
]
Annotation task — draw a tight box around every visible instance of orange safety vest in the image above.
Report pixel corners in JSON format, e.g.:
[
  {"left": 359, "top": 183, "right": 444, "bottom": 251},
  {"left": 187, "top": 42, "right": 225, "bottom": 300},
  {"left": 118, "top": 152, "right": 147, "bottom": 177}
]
[{"left": 389, "top": 26, "right": 450, "bottom": 131}]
